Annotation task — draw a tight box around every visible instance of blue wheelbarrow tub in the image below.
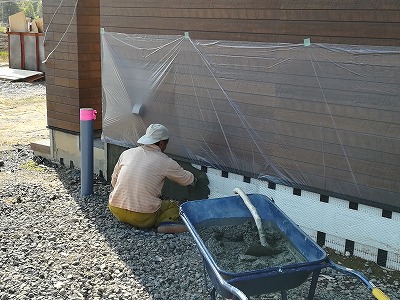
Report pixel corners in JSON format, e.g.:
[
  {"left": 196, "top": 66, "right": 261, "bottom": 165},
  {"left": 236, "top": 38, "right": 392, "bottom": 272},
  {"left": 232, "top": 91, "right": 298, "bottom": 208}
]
[{"left": 180, "top": 194, "right": 327, "bottom": 298}]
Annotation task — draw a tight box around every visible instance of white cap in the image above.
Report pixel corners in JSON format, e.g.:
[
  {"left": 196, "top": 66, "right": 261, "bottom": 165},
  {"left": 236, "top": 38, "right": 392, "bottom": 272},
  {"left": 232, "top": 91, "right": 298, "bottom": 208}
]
[{"left": 137, "top": 124, "right": 169, "bottom": 145}]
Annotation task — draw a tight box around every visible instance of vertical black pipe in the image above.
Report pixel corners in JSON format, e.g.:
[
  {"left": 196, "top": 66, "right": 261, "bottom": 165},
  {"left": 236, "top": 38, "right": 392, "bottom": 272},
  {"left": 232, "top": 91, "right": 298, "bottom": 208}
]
[{"left": 80, "top": 108, "right": 96, "bottom": 196}]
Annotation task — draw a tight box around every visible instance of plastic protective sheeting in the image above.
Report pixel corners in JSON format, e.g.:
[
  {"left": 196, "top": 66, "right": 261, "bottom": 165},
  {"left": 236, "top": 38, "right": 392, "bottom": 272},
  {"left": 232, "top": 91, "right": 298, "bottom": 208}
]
[{"left": 101, "top": 32, "right": 400, "bottom": 211}]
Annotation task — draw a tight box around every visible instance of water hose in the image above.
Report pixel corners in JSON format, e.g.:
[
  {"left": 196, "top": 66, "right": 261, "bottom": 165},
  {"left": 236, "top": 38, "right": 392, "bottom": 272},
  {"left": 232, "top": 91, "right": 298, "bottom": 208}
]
[
  {"left": 233, "top": 188, "right": 269, "bottom": 247},
  {"left": 233, "top": 188, "right": 284, "bottom": 257},
  {"left": 232, "top": 190, "right": 390, "bottom": 299}
]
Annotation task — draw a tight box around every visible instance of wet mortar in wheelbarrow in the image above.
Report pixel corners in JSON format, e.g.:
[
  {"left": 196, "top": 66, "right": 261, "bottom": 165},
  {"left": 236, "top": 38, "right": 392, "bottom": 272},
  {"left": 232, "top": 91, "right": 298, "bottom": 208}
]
[
  {"left": 180, "top": 193, "right": 389, "bottom": 300},
  {"left": 197, "top": 219, "right": 307, "bottom": 273}
]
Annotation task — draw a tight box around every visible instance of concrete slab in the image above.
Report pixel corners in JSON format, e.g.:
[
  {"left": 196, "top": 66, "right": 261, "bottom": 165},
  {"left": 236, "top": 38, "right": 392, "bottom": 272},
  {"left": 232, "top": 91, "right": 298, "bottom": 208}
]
[
  {"left": 30, "top": 139, "right": 51, "bottom": 155},
  {"left": 0, "top": 66, "right": 44, "bottom": 82}
]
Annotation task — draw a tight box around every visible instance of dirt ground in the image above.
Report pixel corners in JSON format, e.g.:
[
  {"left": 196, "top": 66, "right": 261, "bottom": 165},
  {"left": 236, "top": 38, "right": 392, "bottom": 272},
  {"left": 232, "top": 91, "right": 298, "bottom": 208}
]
[
  {"left": 0, "top": 80, "right": 48, "bottom": 151},
  {"left": 0, "top": 33, "right": 47, "bottom": 150}
]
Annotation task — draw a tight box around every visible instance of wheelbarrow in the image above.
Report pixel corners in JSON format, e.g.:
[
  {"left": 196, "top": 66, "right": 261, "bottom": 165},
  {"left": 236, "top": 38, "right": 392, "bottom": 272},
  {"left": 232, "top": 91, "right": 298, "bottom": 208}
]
[{"left": 180, "top": 190, "right": 389, "bottom": 300}]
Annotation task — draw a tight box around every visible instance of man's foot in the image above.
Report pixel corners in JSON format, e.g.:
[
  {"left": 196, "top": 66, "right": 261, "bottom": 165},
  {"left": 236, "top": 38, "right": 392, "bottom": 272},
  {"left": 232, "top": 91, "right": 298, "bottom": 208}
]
[{"left": 157, "top": 223, "right": 188, "bottom": 233}]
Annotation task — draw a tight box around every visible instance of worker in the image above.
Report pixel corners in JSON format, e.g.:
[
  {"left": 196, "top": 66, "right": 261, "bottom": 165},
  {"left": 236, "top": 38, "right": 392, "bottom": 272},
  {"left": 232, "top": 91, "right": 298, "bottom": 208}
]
[{"left": 108, "top": 124, "right": 196, "bottom": 233}]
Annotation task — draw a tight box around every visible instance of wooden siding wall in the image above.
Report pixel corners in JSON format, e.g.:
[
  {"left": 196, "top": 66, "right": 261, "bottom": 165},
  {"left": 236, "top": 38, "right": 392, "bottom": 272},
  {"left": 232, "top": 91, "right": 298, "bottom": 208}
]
[
  {"left": 97, "top": 1, "right": 400, "bottom": 210},
  {"left": 43, "top": 0, "right": 101, "bottom": 133},
  {"left": 42, "top": 0, "right": 399, "bottom": 208},
  {"left": 101, "top": 34, "right": 400, "bottom": 210},
  {"left": 100, "top": 0, "right": 400, "bottom": 46},
  {"left": 42, "top": 0, "right": 400, "bottom": 132}
]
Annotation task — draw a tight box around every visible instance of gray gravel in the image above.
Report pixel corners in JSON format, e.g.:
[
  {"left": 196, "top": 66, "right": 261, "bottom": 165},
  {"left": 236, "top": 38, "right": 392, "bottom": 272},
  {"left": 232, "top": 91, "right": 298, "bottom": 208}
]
[
  {"left": 0, "top": 79, "right": 46, "bottom": 99},
  {"left": 0, "top": 76, "right": 399, "bottom": 299},
  {"left": 1, "top": 146, "right": 399, "bottom": 300}
]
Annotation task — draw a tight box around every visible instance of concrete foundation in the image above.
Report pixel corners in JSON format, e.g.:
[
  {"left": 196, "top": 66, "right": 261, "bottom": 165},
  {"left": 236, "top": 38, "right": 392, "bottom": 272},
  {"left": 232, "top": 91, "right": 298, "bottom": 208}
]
[{"left": 31, "top": 129, "right": 106, "bottom": 178}]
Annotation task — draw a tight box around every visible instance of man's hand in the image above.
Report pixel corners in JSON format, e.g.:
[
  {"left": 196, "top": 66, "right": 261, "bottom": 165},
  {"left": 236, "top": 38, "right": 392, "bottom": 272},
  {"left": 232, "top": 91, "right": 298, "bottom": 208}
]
[{"left": 162, "top": 161, "right": 209, "bottom": 201}]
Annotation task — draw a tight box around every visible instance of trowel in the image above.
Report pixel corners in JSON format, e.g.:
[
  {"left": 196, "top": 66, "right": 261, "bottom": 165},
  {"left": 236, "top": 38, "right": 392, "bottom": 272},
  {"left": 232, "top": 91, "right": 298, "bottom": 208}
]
[{"left": 234, "top": 188, "right": 282, "bottom": 257}]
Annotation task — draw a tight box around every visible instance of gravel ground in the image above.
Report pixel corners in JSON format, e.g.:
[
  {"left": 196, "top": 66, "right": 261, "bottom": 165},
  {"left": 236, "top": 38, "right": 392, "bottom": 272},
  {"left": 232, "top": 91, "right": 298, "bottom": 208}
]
[
  {"left": 0, "top": 82, "right": 399, "bottom": 300},
  {"left": 0, "top": 79, "right": 46, "bottom": 100},
  {"left": 0, "top": 80, "right": 46, "bottom": 100},
  {"left": 0, "top": 34, "right": 7, "bottom": 52}
]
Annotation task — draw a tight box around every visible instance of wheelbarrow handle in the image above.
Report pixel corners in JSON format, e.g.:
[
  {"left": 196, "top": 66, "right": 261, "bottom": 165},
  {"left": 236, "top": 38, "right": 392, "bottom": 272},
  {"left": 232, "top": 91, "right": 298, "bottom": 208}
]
[
  {"left": 326, "top": 258, "right": 390, "bottom": 300},
  {"left": 372, "top": 287, "right": 390, "bottom": 300}
]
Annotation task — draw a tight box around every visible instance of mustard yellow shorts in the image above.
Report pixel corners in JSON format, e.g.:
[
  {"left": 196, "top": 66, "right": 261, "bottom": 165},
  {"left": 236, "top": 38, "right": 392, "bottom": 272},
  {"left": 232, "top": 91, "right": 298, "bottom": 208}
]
[{"left": 108, "top": 200, "right": 180, "bottom": 229}]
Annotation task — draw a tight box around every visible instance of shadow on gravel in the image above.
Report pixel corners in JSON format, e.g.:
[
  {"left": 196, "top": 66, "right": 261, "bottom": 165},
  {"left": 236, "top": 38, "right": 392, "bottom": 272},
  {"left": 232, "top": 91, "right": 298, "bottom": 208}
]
[
  {"left": 38, "top": 157, "right": 208, "bottom": 300},
  {"left": 33, "top": 156, "right": 400, "bottom": 300}
]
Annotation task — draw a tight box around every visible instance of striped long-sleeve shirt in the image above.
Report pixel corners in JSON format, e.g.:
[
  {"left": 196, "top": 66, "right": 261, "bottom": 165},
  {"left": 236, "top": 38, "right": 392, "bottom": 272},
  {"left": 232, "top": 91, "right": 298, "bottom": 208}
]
[{"left": 108, "top": 144, "right": 194, "bottom": 213}]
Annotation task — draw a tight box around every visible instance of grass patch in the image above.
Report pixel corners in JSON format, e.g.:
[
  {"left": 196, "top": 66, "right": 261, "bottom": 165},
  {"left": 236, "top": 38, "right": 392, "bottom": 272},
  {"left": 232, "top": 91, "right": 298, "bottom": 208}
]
[
  {"left": 21, "top": 160, "right": 45, "bottom": 171},
  {"left": 0, "top": 51, "right": 7, "bottom": 62},
  {"left": 0, "top": 26, "right": 6, "bottom": 33},
  {"left": 325, "top": 247, "right": 400, "bottom": 285}
]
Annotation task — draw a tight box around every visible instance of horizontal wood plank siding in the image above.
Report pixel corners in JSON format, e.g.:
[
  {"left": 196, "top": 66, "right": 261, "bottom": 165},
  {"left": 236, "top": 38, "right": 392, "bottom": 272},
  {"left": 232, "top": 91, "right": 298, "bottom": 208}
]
[
  {"left": 43, "top": 0, "right": 101, "bottom": 133},
  {"left": 100, "top": 17, "right": 400, "bottom": 39},
  {"left": 100, "top": 0, "right": 400, "bottom": 46},
  {"left": 43, "top": 0, "right": 400, "bottom": 208},
  {"left": 101, "top": 31, "right": 400, "bottom": 210},
  {"left": 43, "top": 0, "right": 399, "bottom": 133}
]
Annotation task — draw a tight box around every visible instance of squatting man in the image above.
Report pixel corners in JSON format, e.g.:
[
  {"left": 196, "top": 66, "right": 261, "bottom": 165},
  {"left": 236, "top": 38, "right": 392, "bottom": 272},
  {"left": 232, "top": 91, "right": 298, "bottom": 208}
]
[{"left": 108, "top": 124, "right": 196, "bottom": 233}]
